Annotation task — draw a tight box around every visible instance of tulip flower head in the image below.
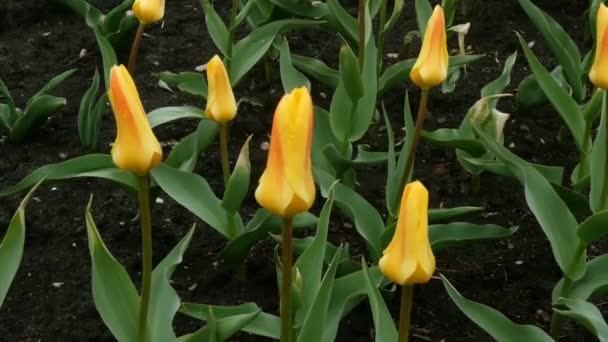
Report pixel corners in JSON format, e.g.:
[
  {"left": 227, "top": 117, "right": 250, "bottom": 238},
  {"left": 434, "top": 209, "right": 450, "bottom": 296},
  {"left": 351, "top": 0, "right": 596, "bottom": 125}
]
[
  {"left": 205, "top": 55, "right": 238, "bottom": 123},
  {"left": 379, "top": 181, "right": 435, "bottom": 285},
  {"left": 255, "top": 87, "right": 315, "bottom": 218},
  {"left": 410, "top": 5, "right": 449, "bottom": 90},
  {"left": 108, "top": 65, "right": 162, "bottom": 175},
  {"left": 132, "top": 0, "right": 166, "bottom": 25},
  {"left": 590, "top": 3, "right": 608, "bottom": 90}
]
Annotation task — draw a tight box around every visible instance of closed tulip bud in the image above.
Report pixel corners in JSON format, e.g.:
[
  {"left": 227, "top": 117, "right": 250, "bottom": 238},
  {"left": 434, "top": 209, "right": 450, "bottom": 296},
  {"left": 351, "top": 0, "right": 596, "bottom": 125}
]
[
  {"left": 410, "top": 5, "right": 449, "bottom": 90},
  {"left": 590, "top": 4, "right": 608, "bottom": 90},
  {"left": 255, "top": 87, "right": 315, "bottom": 218},
  {"left": 205, "top": 55, "right": 237, "bottom": 123},
  {"left": 132, "top": 0, "right": 165, "bottom": 25},
  {"left": 379, "top": 181, "right": 435, "bottom": 285},
  {"left": 108, "top": 65, "right": 162, "bottom": 175}
]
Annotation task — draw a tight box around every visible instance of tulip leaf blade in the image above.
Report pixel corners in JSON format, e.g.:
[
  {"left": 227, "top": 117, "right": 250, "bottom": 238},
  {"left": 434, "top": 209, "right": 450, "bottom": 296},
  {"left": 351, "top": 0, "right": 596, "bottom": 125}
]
[
  {"left": 415, "top": 0, "right": 432, "bottom": 36},
  {"left": 221, "top": 136, "right": 252, "bottom": 214},
  {"left": 361, "top": 259, "right": 399, "bottom": 342},
  {"left": 428, "top": 206, "right": 483, "bottom": 223},
  {"left": 147, "top": 106, "right": 206, "bottom": 128},
  {"left": 291, "top": 54, "right": 340, "bottom": 89},
  {"left": 176, "top": 307, "right": 261, "bottom": 342},
  {"left": 10, "top": 94, "right": 66, "bottom": 142},
  {"left": 590, "top": 91, "right": 608, "bottom": 212},
  {"left": 278, "top": 37, "right": 311, "bottom": 93},
  {"left": 0, "top": 154, "right": 138, "bottom": 197},
  {"left": 199, "top": 0, "right": 230, "bottom": 56},
  {"left": 553, "top": 254, "right": 608, "bottom": 303},
  {"left": 85, "top": 197, "right": 140, "bottom": 342},
  {"left": 441, "top": 275, "right": 554, "bottom": 341},
  {"left": 553, "top": 298, "right": 608, "bottom": 341},
  {"left": 158, "top": 71, "right": 208, "bottom": 99},
  {"left": 0, "top": 180, "right": 43, "bottom": 308},
  {"left": 577, "top": 209, "right": 608, "bottom": 245},
  {"left": 164, "top": 119, "right": 219, "bottom": 172},
  {"left": 429, "top": 222, "right": 518, "bottom": 251},
  {"left": 421, "top": 128, "right": 487, "bottom": 157}
]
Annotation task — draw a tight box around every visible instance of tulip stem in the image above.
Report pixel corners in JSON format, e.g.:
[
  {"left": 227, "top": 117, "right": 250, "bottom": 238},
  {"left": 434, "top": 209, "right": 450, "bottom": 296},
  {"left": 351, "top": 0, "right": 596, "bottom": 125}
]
[
  {"left": 128, "top": 24, "right": 146, "bottom": 74},
  {"left": 280, "top": 217, "right": 294, "bottom": 342},
  {"left": 398, "top": 89, "right": 429, "bottom": 205},
  {"left": 376, "top": 0, "right": 388, "bottom": 72},
  {"left": 358, "top": 0, "right": 366, "bottom": 70},
  {"left": 226, "top": 0, "right": 239, "bottom": 65},
  {"left": 219, "top": 123, "right": 231, "bottom": 186},
  {"left": 137, "top": 175, "right": 153, "bottom": 342},
  {"left": 398, "top": 285, "right": 414, "bottom": 342}
]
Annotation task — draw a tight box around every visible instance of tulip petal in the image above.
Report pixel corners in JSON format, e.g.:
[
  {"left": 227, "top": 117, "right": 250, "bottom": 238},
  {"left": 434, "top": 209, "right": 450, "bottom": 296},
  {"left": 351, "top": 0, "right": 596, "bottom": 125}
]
[
  {"left": 205, "top": 55, "right": 237, "bottom": 123},
  {"left": 410, "top": 6, "right": 448, "bottom": 89},
  {"left": 133, "top": 0, "right": 166, "bottom": 24}
]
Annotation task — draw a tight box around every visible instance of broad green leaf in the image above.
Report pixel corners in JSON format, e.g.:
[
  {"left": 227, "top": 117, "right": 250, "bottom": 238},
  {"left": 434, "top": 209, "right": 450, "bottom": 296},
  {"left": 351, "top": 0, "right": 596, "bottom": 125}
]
[
  {"left": 221, "top": 137, "right": 252, "bottom": 214},
  {"left": 297, "top": 246, "right": 343, "bottom": 342},
  {"left": 294, "top": 186, "right": 336, "bottom": 321},
  {"left": 462, "top": 157, "right": 565, "bottom": 185},
  {"left": 0, "top": 181, "right": 42, "bottom": 308},
  {"left": 149, "top": 226, "right": 196, "bottom": 342},
  {"left": 164, "top": 119, "right": 219, "bottom": 172},
  {"left": 27, "top": 68, "right": 77, "bottom": 109},
  {"left": 384, "top": 0, "right": 404, "bottom": 32},
  {"left": 590, "top": 91, "right": 608, "bottom": 212},
  {"left": 147, "top": 106, "right": 205, "bottom": 128},
  {"left": 267, "top": 0, "right": 328, "bottom": 19},
  {"left": 11, "top": 95, "right": 66, "bottom": 142},
  {"left": 312, "top": 107, "right": 341, "bottom": 176},
  {"left": 577, "top": 209, "right": 608, "bottom": 245},
  {"left": 78, "top": 69, "right": 104, "bottom": 149},
  {"left": 421, "top": 128, "right": 486, "bottom": 156},
  {"left": 230, "top": 19, "right": 320, "bottom": 85},
  {"left": 85, "top": 197, "right": 139, "bottom": 342},
  {"left": 553, "top": 254, "right": 608, "bottom": 302},
  {"left": 442, "top": 0, "right": 457, "bottom": 26},
  {"left": 583, "top": 89, "right": 603, "bottom": 122},
  {"left": 0, "top": 154, "right": 138, "bottom": 197},
  {"left": 481, "top": 51, "right": 517, "bottom": 104},
  {"left": 179, "top": 302, "right": 280, "bottom": 339},
  {"left": 158, "top": 71, "right": 207, "bottom": 98},
  {"left": 325, "top": 0, "right": 358, "bottom": 44},
  {"left": 415, "top": 0, "right": 432, "bottom": 35},
  {"left": 516, "top": 33, "right": 585, "bottom": 151},
  {"left": 177, "top": 308, "right": 261, "bottom": 342},
  {"left": 362, "top": 260, "right": 399, "bottom": 342},
  {"left": 291, "top": 54, "right": 340, "bottom": 89},
  {"left": 104, "top": 14, "right": 139, "bottom": 49},
  {"left": 442, "top": 275, "right": 553, "bottom": 341},
  {"left": 57, "top": 0, "right": 100, "bottom": 19},
  {"left": 199, "top": 0, "right": 230, "bottom": 56},
  {"left": 554, "top": 298, "right": 608, "bottom": 341},
  {"left": 0, "top": 79, "right": 17, "bottom": 129},
  {"left": 234, "top": 0, "right": 263, "bottom": 28},
  {"left": 428, "top": 206, "right": 483, "bottom": 223},
  {"left": 93, "top": 26, "right": 118, "bottom": 87},
  {"left": 219, "top": 210, "right": 317, "bottom": 264},
  {"left": 339, "top": 43, "right": 364, "bottom": 102},
  {"left": 518, "top": 0, "right": 583, "bottom": 101},
  {"left": 475, "top": 124, "right": 585, "bottom": 280},
  {"left": 151, "top": 163, "right": 242, "bottom": 239},
  {"left": 429, "top": 222, "right": 517, "bottom": 251},
  {"left": 378, "top": 54, "right": 483, "bottom": 96},
  {"left": 278, "top": 38, "right": 311, "bottom": 93},
  {"left": 100, "top": 0, "right": 134, "bottom": 36}
]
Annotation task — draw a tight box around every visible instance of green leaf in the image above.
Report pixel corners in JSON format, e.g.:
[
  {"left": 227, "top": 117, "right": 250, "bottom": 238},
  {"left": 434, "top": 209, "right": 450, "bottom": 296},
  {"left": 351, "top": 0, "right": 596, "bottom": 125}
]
[
  {"left": 158, "top": 71, "right": 207, "bottom": 98},
  {"left": 441, "top": 275, "right": 553, "bottom": 341},
  {"left": 518, "top": 0, "right": 583, "bottom": 101},
  {"left": 56, "top": 0, "right": 101, "bottom": 20},
  {"left": 221, "top": 136, "right": 252, "bottom": 214},
  {"left": 428, "top": 206, "right": 484, "bottom": 223},
  {"left": 577, "top": 209, "right": 608, "bottom": 245},
  {"left": 85, "top": 197, "right": 139, "bottom": 342},
  {"left": 590, "top": 91, "right": 608, "bottom": 212},
  {"left": 147, "top": 106, "right": 206, "bottom": 128},
  {"left": 229, "top": 19, "right": 320, "bottom": 85},
  {"left": 297, "top": 246, "right": 343, "bottom": 342},
  {"left": 199, "top": 0, "right": 230, "bottom": 56},
  {"left": 361, "top": 260, "right": 399, "bottom": 342},
  {"left": 179, "top": 302, "right": 280, "bottom": 339},
  {"left": 164, "top": 119, "right": 219, "bottom": 172},
  {"left": 554, "top": 298, "right": 608, "bottom": 341},
  {"left": 481, "top": 51, "right": 517, "bottom": 103},
  {"left": 429, "top": 222, "right": 517, "bottom": 251},
  {"left": 0, "top": 181, "right": 43, "bottom": 308},
  {"left": 149, "top": 226, "right": 196, "bottom": 342},
  {"left": 291, "top": 54, "right": 339, "bottom": 89},
  {"left": 415, "top": 0, "right": 432, "bottom": 35},
  {"left": 0, "top": 80, "right": 17, "bottom": 129},
  {"left": 219, "top": 210, "right": 317, "bottom": 264},
  {"left": 462, "top": 157, "right": 565, "bottom": 185},
  {"left": 151, "top": 163, "right": 242, "bottom": 239},
  {"left": 294, "top": 185, "right": 336, "bottom": 321},
  {"left": 267, "top": 0, "right": 328, "bottom": 19},
  {"left": 78, "top": 69, "right": 103, "bottom": 148},
  {"left": 421, "top": 128, "right": 486, "bottom": 156},
  {"left": 178, "top": 307, "right": 261, "bottom": 342},
  {"left": 0, "top": 154, "right": 138, "bottom": 197},
  {"left": 99, "top": 0, "right": 134, "bottom": 36},
  {"left": 93, "top": 26, "right": 118, "bottom": 87},
  {"left": 473, "top": 124, "right": 585, "bottom": 280},
  {"left": 516, "top": 33, "right": 585, "bottom": 151},
  {"left": 553, "top": 254, "right": 608, "bottom": 302},
  {"left": 27, "top": 68, "right": 77, "bottom": 110},
  {"left": 442, "top": 0, "right": 458, "bottom": 26},
  {"left": 339, "top": 43, "right": 364, "bottom": 102},
  {"left": 325, "top": 0, "right": 358, "bottom": 44},
  {"left": 278, "top": 38, "right": 311, "bottom": 93},
  {"left": 10, "top": 95, "right": 66, "bottom": 142}
]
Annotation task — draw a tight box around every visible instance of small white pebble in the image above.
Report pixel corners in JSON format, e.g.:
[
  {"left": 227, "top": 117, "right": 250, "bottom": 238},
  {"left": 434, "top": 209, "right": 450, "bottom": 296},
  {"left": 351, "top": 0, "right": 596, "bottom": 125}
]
[
  {"left": 119, "top": 221, "right": 125, "bottom": 226},
  {"left": 195, "top": 64, "right": 207, "bottom": 72},
  {"left": 153, "top": 60, "right": 160, "bottom": 66},
  {"left": 508, "top": 142, "right": 515, "bottom": 148},
  {"left": 188, "top": 283, "right": 197, "bottom": 291},
  {"left": 42, "top": 32, "right": 52, "bottom": 37},
  {"left": 212, "top": 261, "right": 219, "bottom": 269},
  {"left": 311, "top": 1, "right": 322, "bottom": 6},
  {"left": 343, "top": 222, "right": 353, "bottom": 229},
  {"left": 51, "top": 187, "right": 58, "bottom": 191},
  {"left": 260, "top": 141, "right": 269, "bottom": 151},
  {"left": 33, "top": 197, "right": 42, "bottom": 203},
  {"left": 52, "top": 282, "right": 64, "bottom": 288},
  {"left": 386, "top": 53, "right": 399, "bottom": 59},
  {"left": 319, "top": 92, "right": 327, "bottom": 99},
  {"left": 72, "top": 243, "right": 77, "bottom": 247},
  {"left": 155, "top": 197, "right": 164, "bottom": 204},
  {"left": 515, "top": 260, "right": 524, "bottom": 265},
  {"left": 59, "top": 152, "right": 68, "bottom": 159},
  {"left": 540, "top": 138, "right": 545, "bottom": 144},
  {"left": 79, "top": 48, "right": 87, "bottom": 58}
]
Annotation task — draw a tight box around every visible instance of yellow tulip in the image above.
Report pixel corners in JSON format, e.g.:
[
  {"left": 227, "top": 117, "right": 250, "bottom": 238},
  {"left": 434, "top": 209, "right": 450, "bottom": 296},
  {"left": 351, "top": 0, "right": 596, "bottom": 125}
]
[
  {"left": 255, "top": 87, "right": 315, "bottom": 218},
  {"left": 379, "top": 181, "right": 435, "bottom": 285},
  {"left": 590, "top": 3, "right": 608, "bottom": 90},
  {"left": 410, "top": 5, "right": 449, "bottom": 90},
  {"left": 132, "top": 0, "right": 166, "bottom": 25},
  {"left": 205, "top": 55, "right": 237, "bottom": 123},
  {"left": 108, "top": 65, "right": 162, "bottom": 175}
]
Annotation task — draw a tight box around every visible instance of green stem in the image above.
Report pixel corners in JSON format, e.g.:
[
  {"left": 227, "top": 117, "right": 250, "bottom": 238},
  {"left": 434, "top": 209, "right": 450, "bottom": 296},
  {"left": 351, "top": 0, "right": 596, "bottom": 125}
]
[
  {"left": 599, "top": 91, "right": 608, "bottom": 210},
  {"left": 226, "top": 0, "right": 239, "bottom": 68},
  {"left": 397, "top": 89, "right": 430, "bottom": 205},
  {"left": 280, "top": 217, "right": 294, "bottom": 342},
  {"left": 137, "top": 175, "right": 153, "bottom": 342},
  {"left": 219, "top": 123, "right": 231, "bottom": 186},
  {"left": 376, "top": 0, "right": 388, "bottom": 73},
  {"left": 128, "top": 23, "right": 146, "bottom": 74},
  {"left": 358, "top": 0, "right": 366, "bottom": 70},
  {"left": 398, "top": 285, "right": 414, "bottom": 342}
]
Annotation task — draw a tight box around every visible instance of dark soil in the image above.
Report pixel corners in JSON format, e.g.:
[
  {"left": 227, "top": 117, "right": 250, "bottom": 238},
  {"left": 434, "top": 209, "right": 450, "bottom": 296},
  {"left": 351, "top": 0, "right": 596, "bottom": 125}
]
[{"left": 0, "top": 0, "right": 603, "bottom": 341}]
